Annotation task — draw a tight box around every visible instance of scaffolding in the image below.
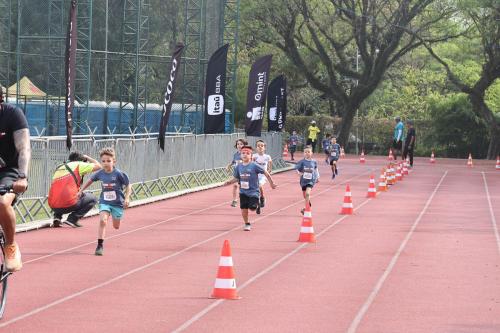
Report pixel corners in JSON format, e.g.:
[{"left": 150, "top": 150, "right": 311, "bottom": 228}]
[{"left": 0, "top": 0, "right": 240, "bottom": 135}]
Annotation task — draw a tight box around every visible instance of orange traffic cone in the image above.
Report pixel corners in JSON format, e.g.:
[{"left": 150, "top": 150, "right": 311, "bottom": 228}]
[
  {"left": 367, "top": 175, "right": 377, "bottom": 198},
  {"left": 396, "top": 163, "right": 403, "bottom": 181},
  {"left": 388, "top": 148, "right": 394, "bottom": 161},
  {"left": 283, "top": 144, "right": 289, "bottom": 158},
  {"left": 359, "top": 150, "right": 366, "bottom": 163},
  {"left": 467, "top": 153, "right": 473, "bottom": 167},
  {"left": 210, "top": 240, "right": 241, "bottom": 300},
  {"left": 402, "top": 160, "right": 409, "bottom": 176},
  {"left": 298, "top": 202, "right": 316, "bottom": 243},
  {"left": 386, "top": 164, "right": 394, "bottom": 186},
  {"left": 340, "top": 184, "right": 354, "bottom": 215},
  {"left": 378, "top": 168, "right": 388, "bottom": 192},
  {"left": 496, "top": 156, "right": 500, "bottom": 170},
  {"left": 430, "top": 151, "right": 436, "bottom": 164}
]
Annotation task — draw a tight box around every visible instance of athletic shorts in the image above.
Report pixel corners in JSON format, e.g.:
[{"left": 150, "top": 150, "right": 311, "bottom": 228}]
[
  {"left": 289, "top": 146, "right": 297, "bottom": 153},
  {"left": 393, "top": 140, "right": 402, "bottom": 150},
  {"left": 99, "top": 203, "right": 124, "bottom": 219},
  {"left": 258, "top": 174, "right": 267, "bottom": 186},
  {"left": 329, "top": 157, "right": 339, "bottom": 165},
  {"left": 301, "top": 184, "right": 314, "bottom": 192},
  {"left": 239, "top": 193, "right": 259, "bottom": 210},
  {"left": 0, "top": 167, "right": 20, "bottom": 205}
]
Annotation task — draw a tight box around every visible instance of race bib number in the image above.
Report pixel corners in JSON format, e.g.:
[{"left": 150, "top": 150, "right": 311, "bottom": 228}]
[
  {"left": 103, "top": 191, "right": 117, "bottom": 201},
  {"left": 303, "top": 172, "right": 313, "bottom": 180},
  {"left": 240, "top": 181, "right": 250, "bottom": 190},
  {"left": 330, "top": 151, "right": 337, "bottom": 157}
]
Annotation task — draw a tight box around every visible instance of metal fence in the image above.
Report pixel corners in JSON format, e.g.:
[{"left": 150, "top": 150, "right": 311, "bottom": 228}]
[{"left": 16, "top": 132, "right": 286, "bottom": 224}]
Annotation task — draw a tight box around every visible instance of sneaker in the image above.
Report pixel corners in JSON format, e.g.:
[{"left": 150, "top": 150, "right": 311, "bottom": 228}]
[
  {"left": 260, "top": 196, "right": 265, "bottom": 208},
  {"left": 335, "top": 167, "right": 338, "bottom": 175},
  {"left": 230, "top": 200, "right": 238, "bottom": 207},
  {"left": 332, "top": 172, "right": 336, "bottom": 179},
  {"left": 301, "top": 208, "right": 305, "bottom": 215},
  {"left": 95, "top": 244, "right": 104, "bottom": 256},
  {"left": 256, "top": 205, "right": 261, "bottom": 215},
  {"left": 244, "top": 223, "right": 251, "bottom": 231},
  {"left": 325, "top": 159, "right": 329, "bottom": 164},
  {"left": 5, "top": 242, "right": 22, "bottom": 272},
  {"left": 64, "top": 219, "right": 82, "bottom": 228},
  {"left": 53, "top": 218, "right": 62, "bottom": 228}
]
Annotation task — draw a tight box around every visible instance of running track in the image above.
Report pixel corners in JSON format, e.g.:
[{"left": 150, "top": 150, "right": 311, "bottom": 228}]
[{"left": 2, "top": 155, "right": 499, "bottom": 332}]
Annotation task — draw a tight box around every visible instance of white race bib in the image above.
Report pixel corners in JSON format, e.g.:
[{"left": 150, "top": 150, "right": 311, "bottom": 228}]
[
  {"left": 240, "top": 181, "right": 250, "bottom": 190},
  {"left": 303, "top": 172, "right": 313, "bottom": 180},
  {"left": 331, "top": 151, "right": 337, "bottom": 157},
  {"left": 103, "top": 191, "right": 117, "bottom": 201}
]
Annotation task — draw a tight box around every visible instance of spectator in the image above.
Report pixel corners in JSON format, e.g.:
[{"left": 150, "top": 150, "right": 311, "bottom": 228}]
[
  {"left": 307, "top": 120, "right": 321, "bottom": 152},
  {"left": 392, "top": 117, "right": 405, "bottom": 160}
]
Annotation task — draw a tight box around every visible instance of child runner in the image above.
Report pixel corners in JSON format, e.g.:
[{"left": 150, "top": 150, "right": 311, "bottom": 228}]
[
  {"left": 224, "top": 145, "right": 277, "bottom": 231},
  {"left": 226, "top": 138, "right": 247, "bottom": 207},
  {"left": 322, "top": 133, "right": 332, "bottom": 164},
  {"left": 79, "top": 147, "right": 131, "bottom": 256},
  {"left": 253, "top": 140, "right": 273, "bottom": 209},
  {"left": 288, "top": 130, "right": 299, "bottom": 161},
  {"left": 328, "top": 136, "right": 341, "bottom": 179},
  {"left": 295, "top": 145, "right": 320, "bottom": 214}
]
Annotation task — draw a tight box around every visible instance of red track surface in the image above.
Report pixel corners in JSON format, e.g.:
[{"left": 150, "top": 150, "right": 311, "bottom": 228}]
[{"left": 1, "top": 155, "right": 499, "bottom": 332}]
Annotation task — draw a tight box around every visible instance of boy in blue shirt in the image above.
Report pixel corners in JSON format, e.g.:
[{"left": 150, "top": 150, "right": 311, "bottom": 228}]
[
  {"left": 226, "top": 138, "right": 247, "bottom": 207},
  {"left": 328, "top": 137, "right": 341, "bottom": 179},
  {"left": 79, "top": 147, "right": 131, "bottom": 256},
  {"left": 322, "top": 133, "right": 331, "bottom": 164},
  {"left": 288, "top": 130, "right": 300, "bottom": 161},
  {"left": 295, "top": 145, "right": 320, "bottom": 214},
  {"left": 224, "top": 145, "right": 277, "bottom": 231}
]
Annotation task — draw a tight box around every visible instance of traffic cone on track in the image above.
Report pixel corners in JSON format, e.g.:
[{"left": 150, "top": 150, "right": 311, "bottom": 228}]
[
  {"left": 388, "top": 148, "right": 394, "bottom": 161},
  {"left": 210, "top": 240, "right": 241, "bottom": 300},
  {"left": 430, "top": 151, "right": 436, "bottom": 164},
  {"left": 298, "top": 202, "right": 316, "bottom": 243},
  {"left": 467, "top": 153, "right": 473, "bottom": 167},
  {"left": 396, "top": 163, "right": 403, "bottom": 181},
  {"left": 402, "top": 160, "right": 409, "bottom": 176},
  {"left": 496, "top": 156, "right": 500, "bottom": 170},
  {"left": 282, "top": 144, "right": 289, "bottom": 158},
  {"left": 359, "top": 150, "right": 366, "bottom": 163},
  {"left": 340, "top": 184, "right": 354, "bottom": 215},
  {"left": 378, "top": 168, "right": 388, "bottom": 192},
  {"left": 367, "top": 175, "right": 377, "bottom": 198}
]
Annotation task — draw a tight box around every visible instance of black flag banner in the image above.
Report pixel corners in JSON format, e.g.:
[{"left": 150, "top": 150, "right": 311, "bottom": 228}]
[
  {"left": 159, "top": 42, "right": 184, "bottom": 150},
  {"left": 267, "top": 75, "right": 287, "bottom": 132},
  {"left": 204, "top": 44, "right": 229, "bottom": 134},
  {"left": 244, "top": 55, "right": 272, "bottom": 137},
  {"left": 64, "top": 0, "right": 77, "bottom": 150}
]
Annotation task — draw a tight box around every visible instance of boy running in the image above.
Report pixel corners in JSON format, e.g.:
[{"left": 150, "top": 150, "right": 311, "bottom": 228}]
[
  {"left": 328, "top": 137, "right": 341, "bottom": 179},
  {"left": 288, "top": 130, "right": 299, "bottom": 161},
  {"left": 226, "top": 138, "right": 247, "bottom": 207},
  {"left": 224, "top": 145, "right": 277, "bottom": 231},
  {"left": 322, "top": 133, "right": 331, "bottom": 164},
  {"left": 79, "top": 148, "right": 131, "bottom": 256},
  {"left": 253, "top": 140, "right": 273, "bottom": 209},
  {"left": 295, "top": 145, "right": 320, "bottom": 214}
]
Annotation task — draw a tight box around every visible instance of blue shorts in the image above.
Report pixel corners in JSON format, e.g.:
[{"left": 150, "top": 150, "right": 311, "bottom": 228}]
[{"left": 99, "top": 203, "right": 124, "bottom": 219}]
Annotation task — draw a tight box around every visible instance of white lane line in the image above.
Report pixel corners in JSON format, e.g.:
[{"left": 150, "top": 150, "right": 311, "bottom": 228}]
[
  {"left": 24, "top": 179, "right": 297, "bottom": 265},
  {"left": 347, "top": 170, "right": 448, "bottom": 333},
  {"left": 482, "top": 172, "right": 500, "bottom": 256},
  {"left": 173, "top": 197, "right": 376, "bottom": 332},
  {"left": 0, "top": 172, "right": 369, "bottom": 328}
]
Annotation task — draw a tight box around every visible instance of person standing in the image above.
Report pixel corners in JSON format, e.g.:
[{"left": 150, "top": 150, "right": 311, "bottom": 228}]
[
  {"left": 307, "top": 120, "right": 321, "bottom": 152},
  {"left": 403, "top": 120, "right": 416, "bottom": 167},
  {"left": 0, "top": 89, "right": 31, "bottom": 272},
  {"left": 392, "top": 117, "right": 405, "bottom": 160}
]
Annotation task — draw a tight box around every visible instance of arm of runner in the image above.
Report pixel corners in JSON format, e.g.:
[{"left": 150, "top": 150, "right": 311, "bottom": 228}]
[
  {"left": 78, "top": 179, "right": 94, "bottom": 197},
  {"left": 13, "top": 128, "right": 31, "bottom": 193},
  {"left": 264, "top": 170, "right": 277, "bottom": 189},
  {"left": 267, "top": 159, "right": 273, "bottom": 174},
  {"left": 124, "top": 184, "right": 132, "bottom": 208},
  {"left": 224, "top": 177, "right": 238, "bottom": 186}
]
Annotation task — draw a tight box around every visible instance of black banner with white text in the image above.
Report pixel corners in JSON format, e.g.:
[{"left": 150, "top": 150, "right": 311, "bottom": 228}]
[
  {"left": 203, "top": 44, "right": 228, "bottom": 134},
  {"left": 267, "top": 75, "right": 286, "bottom": 132},
  {"left": 159, "top": 42, "right": 184, "bottom": 150},
  {"left": 244, "top": 55, "right": 272, "bottom": 137}
]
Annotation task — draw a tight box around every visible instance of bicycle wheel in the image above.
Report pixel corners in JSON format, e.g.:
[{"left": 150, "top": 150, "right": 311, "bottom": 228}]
[{"left": 0, "top": 234, "right": 10, "bottom": 319}]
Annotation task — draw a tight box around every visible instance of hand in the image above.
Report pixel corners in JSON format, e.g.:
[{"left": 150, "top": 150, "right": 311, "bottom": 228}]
[
  {"left": 124, "top": 199, "right": 130, "bottom": 208},
  {"left": 270, "top": 183, "right": 277, "bottom": 189},
  {"left": 12, "top": 178, "right": 28, "bottom": 193},
  {"left": 77, "top": 190, "right": 83, "bottom": 198}
]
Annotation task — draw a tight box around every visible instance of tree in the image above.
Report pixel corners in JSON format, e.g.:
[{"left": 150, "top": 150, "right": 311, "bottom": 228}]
[
  {"left": 418, "top": 0, "right": 500, "bottom": 159},
  {"left": 241, "top": 0, "right": 459, "bottom": 147}
]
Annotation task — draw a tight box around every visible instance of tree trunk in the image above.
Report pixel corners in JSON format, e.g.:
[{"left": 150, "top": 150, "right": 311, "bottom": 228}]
[
  {"left": 337, "top": 104, "right": 357, "bottom": 151},
  {"left": 487, "top": 123, "right": 500, "bottom": 160},
  {"left": 468, "top": 92, "right": 500, "bottom": 159}
]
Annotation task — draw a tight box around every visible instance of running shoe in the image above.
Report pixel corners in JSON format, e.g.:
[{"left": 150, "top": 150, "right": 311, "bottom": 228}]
[
  {"left": 230, "top": 200, "right": 238, "bottom": 207},
  {"left": 5, "top": 242, "right": 22, "bottom": 272},
  {"left": 64, "top": 219, "right": 82, "bottom": 228},
  {"left": 52, "top": 217, "right": 62, "bottom": 228},
  {"left": 244, "top": 223, "right": 252, "bottom": 231},
  {"left": 300, "top": 208, "right": 305, "bottom": 215},
  {"left": 332, "top": 173, "right": 336, "bottom": 179},
  {"left": 335, "top": 167, "right": 338, "bottom": 175},
  {"left": 260, "top": 196, "right": 265, "bottom": 208},
  {"left": 256, "top": 205, "right": 261, "bottom": 215},
  {"left": 95, "top": 244, "right": 104, "bottom": 256}
]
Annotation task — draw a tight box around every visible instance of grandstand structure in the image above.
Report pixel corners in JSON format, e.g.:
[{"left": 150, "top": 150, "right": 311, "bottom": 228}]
[{"left": 0, "top": 0, "right": 240, "bottom": 135}]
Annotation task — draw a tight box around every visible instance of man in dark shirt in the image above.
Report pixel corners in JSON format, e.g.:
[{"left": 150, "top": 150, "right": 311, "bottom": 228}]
[
  {"left": 403, "top": 120, "right": 416, "bottom": 167},
  {"left": 0, "top": 90, "right": 31, "bottom": 272}
]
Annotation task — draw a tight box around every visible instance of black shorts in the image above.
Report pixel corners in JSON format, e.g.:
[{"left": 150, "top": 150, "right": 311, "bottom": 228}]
[
  {"left": 0, "top": 167, "right": 20, "bottom": 204},
  {"left": 301, "top": 184, "right": 314, "bottom": 192},
  {"left": 392, "top": 140, "right": 402, "bottom": 150},
  {"left": 239, "top": 193, "right": 259, "bottom": 210},
  {"left": 329, "top": 157, "right": 339, "bottom": 165},
  {"left": 289, "top": 146, "right": 297, "bottom": 153}
]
